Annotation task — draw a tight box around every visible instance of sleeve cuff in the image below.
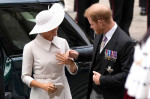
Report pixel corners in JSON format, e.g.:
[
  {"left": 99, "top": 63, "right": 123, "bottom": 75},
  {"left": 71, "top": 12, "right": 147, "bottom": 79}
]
[
  {"left": 22, "top": 76, "right": 34, "bottom": 88},
  {"left": 66, "top": 63, "right": 78, "bottom": 75},
  {"left": 99, "top": 75, "right": 105, "bottom": 85}
]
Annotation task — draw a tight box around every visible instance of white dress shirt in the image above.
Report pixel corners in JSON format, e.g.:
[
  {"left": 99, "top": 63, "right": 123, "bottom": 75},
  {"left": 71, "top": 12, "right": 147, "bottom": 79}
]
[{"left": 100, "top": 23, "right": 117, "bottom": 53}]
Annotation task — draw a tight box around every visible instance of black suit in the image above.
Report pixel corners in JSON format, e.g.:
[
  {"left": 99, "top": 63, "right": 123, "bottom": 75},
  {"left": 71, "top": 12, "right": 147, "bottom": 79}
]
[
  {"left": 79, "top": 27, "right": 134, "bottom": 99},
  {"left": 139, "top": 0, "right": 146, "bottom": 8},
  {"left": 75, "top": 0, "right": 99, "bottom": 39},
  {"left": 109, "top": 0, "right": 135, "bottom": 36}
]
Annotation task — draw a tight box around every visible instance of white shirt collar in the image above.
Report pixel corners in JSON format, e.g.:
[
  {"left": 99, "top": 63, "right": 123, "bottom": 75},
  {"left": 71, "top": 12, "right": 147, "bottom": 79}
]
[
  {"left": 34, "top": 34, "right": 61, "bottom": 51},
  {"left": 100, "top": 23, "right": 117, "bottom": 53},
  {"left": 104, "top": 23, "right": 117, "bottom": 40}
]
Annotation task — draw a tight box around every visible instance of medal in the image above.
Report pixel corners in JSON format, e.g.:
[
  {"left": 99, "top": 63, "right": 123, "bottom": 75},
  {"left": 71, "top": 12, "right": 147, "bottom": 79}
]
[
  {"left": 108, "top": 50, "right": 111, "bottom": 60},
  {"left": 106, "top": 66, "right": 113, "bottom": 73},
  {"left": 105, "top": 49, "right": 117, "bottom": 62},
  {"left": 111, "top": 51, "right": 114, "bottom": 61},
  {"left": 113, "top": 51, "right": 117, "bottom": 62},
  {"left": 105, "top": 49, "right": 108, "bottom": 59}
]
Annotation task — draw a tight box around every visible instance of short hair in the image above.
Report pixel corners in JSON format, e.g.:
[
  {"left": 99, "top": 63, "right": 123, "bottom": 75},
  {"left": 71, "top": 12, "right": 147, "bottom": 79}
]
[{"left": 84, "top": 3, "right": 112, "bottom": 23}]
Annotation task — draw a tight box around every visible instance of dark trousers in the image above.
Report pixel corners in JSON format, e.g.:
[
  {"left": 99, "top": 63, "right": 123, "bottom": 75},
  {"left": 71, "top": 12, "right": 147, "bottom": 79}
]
[
  {"left": 90, "top": 89, "right": 104, "bottom": 99},
  {"left": 75, "top": 0, "right": 99, "bottom": 39},
  {"left": 139, "top": 0, "right": 146, "bottom": 7},
  {"left": 148, "top": 0, "right": 150, "bottom": 28},
  {"left": 109, "top": 0, "right": 135, "bottom": 36}
]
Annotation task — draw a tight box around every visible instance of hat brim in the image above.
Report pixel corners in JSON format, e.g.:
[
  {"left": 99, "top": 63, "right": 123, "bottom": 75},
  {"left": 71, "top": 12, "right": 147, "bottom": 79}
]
[{"left": 29, "top": 3, "right": 65, "bottom": 35}]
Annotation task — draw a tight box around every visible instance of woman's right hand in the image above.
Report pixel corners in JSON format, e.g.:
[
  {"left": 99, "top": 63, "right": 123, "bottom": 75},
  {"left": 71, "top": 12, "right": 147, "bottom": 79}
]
[
  {"left": 30, "top": 80, "right": 57, "bottom": 94},
  {"left": 42, "top": 83, "right": 57, "bottom": 94}
]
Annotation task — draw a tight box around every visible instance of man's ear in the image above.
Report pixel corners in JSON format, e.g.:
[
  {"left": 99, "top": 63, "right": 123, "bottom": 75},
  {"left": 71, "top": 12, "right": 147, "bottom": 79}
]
[{"left": 97, "top": 19, "right": 102, "bottom": 26}]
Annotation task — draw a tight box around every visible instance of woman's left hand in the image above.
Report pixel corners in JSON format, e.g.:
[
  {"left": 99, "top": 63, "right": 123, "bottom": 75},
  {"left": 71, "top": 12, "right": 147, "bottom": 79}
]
[
  {"left": 56, "top": 52, "right": 77, "bottom": 73},
  {"left": 55, "top": 52, "right": 74, "bottom": 65}
]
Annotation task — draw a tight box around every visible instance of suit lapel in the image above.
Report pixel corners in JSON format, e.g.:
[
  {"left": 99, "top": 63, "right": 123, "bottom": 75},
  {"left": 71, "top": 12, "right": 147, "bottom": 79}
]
[
  {"left": 100, "top": 28, "right": 119, "bottom": 74},
  {"left": 90, "top": 34, "right": 103, "bottom": 70}
]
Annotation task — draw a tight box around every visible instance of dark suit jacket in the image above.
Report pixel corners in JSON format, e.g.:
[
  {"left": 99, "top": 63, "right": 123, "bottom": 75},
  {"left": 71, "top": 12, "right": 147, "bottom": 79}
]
[
  {"left": 78, "top": 27, "right": 134, "bottom": 99},
  {"left": 109, "top": 0, "right": 134, "bottom": 36},
  {"left": 75, "top": 0, "right": 99, "bottom": 39}
]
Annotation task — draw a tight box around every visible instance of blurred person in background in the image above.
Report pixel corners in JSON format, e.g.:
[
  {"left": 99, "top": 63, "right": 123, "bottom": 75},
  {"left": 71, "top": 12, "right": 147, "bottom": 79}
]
[
  {"left": 124, "top": 28, "right": 150, "bottom": 99},
  {"left": 74, "top": 0, "right": 99, "bottom": 40},
  {"left": 148, "top": 0, "right": 150, "bottom": 29},
  {"left": 109, "top": 0, "right": 135, "bottom": 36},
  {"left": 139, "top": 0, "right": 146, "bottom": 15}
]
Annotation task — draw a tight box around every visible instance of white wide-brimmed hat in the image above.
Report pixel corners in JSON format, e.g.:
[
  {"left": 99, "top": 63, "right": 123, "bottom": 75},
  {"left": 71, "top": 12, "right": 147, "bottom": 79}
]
[{"left": 29, "top": 3, "right": 65, "bottom": 35}]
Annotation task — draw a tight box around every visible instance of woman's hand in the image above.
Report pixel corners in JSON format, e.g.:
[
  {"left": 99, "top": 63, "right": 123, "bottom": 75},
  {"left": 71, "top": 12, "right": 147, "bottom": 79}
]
[
  {"left": 42, "top": 83, "right": 57, "bottom": 94},
  {"left": 30, "top": 80, "right": 57, "bottom": 94},
  {"left": 56, "top": 52, "right": 77, "bottom": 73},
  {"left": 56, "top": 52, "right": 74, "bottom": 65}
]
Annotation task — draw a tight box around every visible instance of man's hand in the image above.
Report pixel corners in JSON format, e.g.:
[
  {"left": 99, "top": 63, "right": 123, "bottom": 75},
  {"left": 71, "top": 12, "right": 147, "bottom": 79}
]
[
  {"left": 93, "top": 71, "right": 101, "bottom": 85},
  {"left": 65, "top": 50, "right": 79, "bottom": 59}
]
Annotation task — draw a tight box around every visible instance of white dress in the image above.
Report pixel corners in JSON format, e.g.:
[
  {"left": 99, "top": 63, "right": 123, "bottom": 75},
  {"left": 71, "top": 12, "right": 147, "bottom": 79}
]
[
  {"left": 125, "top": 36, "right": 150, "bottom": 99},
  {"left": 21, "top": 34, "right": 76, "bottom": 99}
]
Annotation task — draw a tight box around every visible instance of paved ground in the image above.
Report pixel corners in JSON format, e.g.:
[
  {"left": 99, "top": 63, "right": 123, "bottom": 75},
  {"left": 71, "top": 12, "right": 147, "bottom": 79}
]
[{"left": 64, "top": 0, "right": 147, "bottom": 41}]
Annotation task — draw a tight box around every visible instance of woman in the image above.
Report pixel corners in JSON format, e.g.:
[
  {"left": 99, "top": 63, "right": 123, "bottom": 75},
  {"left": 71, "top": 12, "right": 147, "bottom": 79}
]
[
  {"left": 21, "top": 3, "right": 78, "bottom": 99},
  {"left": 124, "top": 28, "right": 150, "bottom": 99}
]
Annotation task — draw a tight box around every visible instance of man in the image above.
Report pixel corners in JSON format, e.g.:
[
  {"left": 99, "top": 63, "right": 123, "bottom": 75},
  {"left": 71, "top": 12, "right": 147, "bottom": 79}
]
[
  {"left": 67, "top": 3, "right": 134, "bottom": 99},
  {"left": 109, "top": 0, "right": 135, "bottom": 36},
  {"left": 74, "top": 0, "right": 99, "bottom": 39}
]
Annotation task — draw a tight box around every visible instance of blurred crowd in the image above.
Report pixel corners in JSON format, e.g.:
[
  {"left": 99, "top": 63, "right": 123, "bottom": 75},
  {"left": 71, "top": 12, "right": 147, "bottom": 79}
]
[{"left": 63, "top": 0, "right": 150, "bottom": 41}]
